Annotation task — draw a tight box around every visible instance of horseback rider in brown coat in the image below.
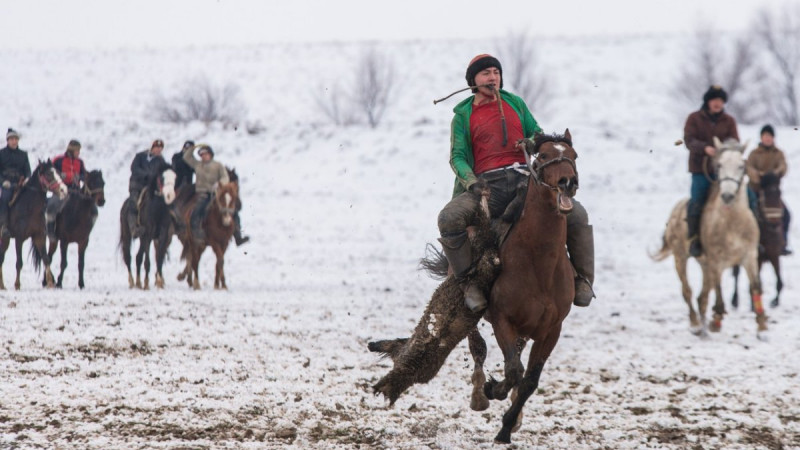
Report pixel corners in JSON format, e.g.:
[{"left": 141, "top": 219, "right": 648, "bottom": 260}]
[{"left": 747, "top": 124, "right": 792, "bottom": 255}]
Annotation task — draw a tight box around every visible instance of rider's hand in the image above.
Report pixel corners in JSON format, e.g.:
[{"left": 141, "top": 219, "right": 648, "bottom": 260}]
[
  {"left": 469, "top": 179, "right": 488, "bottom": 196},
  {"left": 1, "top": 181, "right": 9, "bottom": 189},
  {"left": 516, "top": 138, "right": 536, "bottom": 155},
  {"left": 704, "top": 145, "right": 716, "bottom": 156}
]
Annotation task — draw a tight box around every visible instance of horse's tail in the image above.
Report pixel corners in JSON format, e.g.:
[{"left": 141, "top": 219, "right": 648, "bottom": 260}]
[
  {"left": 28, "top": 243, "right": 43, "bottom": 273},
  {"left": 649, "top": 232, "right": 672, "bottom": 261},
  {"left": 419, "top": 243, "right": 449, "bottom": 280}
]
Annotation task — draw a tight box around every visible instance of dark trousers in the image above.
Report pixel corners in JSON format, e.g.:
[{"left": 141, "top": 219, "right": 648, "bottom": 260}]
[
  {"left": 438, "top": 169, "right": 589, "bottom": 238},
  {"left": 191, "top": 193, "right": 212, "bottom": 231},
  {"left": 0, "top": 186, "right": 11, "bottom": 218}
]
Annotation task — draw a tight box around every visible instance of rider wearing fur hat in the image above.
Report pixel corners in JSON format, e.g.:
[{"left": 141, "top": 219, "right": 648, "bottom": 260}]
[
  {"left": 437, "top": 54, "right": 595, "bottom": 313},
  {"left": 0, "top": 128, "right": 32, "bottom": 238},
  {"left": 46, "top": 139, "right": 88, "bottom": 239}
]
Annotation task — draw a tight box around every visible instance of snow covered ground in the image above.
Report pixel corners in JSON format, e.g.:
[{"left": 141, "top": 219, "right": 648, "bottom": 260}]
[{"left": 0, "top": 36, "right": 799, "bottom": 448}]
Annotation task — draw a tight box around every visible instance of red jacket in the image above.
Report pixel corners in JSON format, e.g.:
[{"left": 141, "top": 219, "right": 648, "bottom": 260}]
[{"left": 53, "top": 153, "right": 86, "bottom": 187}]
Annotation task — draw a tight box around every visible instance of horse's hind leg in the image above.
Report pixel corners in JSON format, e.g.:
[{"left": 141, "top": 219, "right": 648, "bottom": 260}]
[
  {"left": 143, "top": 244, "right": 151, "bottom": 290},
  {"left": 468, "top": 327, "right": 489, "bottom": 411},
  {"left": 44, "top": 238, "right": 58, "bottom": 287},
  {"left": 135, "top": 242, "right": 145, "bottom": 289},
  {"left": 674, "top": 255, "right": 699, "bottom": 332},
  {"left": 494, "top": 324, "right": 561, "bottom": 444}
]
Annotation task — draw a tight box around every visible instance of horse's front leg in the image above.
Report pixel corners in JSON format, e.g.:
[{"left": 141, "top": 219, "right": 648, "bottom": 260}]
[
  {"left": 494, "top": 324, "right": 561, "bottom": 444},
  {"left": 213, "top": 245, "right": 226, "bottom": 289},
  {"left": 77, "top": 241, "right": 87, "bottom": 289},
  {"left": 710, "top": 276, "right": 725, "bottom": 332},
  {"left": 44, "top": 236, "right": 59, "bottom": 287},
  {"left": 742, "top": 255, "right": 767, "bottom": 337},
  {"left": 770, "top": 257, "right": 782, "bottom": 308},
  {"left": 57, "top": 240, "right": 68, "bottom": 288},
  {"left": 143, "top": 243, "right": 151, "bottom": 290},
  {"left": 484, "top": 320, "right": 524, "bottom": 402},
  {"left": 135, "top": 240, "right": 146, "bottom": 289},
  {"left": 14, "top": 239, "right": 24, "bottom": 290},
  {"left": 191, "top": 245, "right": 205, "bottom": 290},
  {"left": 0, "top": 237, "right": 9, "bottom": 290},
  {"left": 695, "top": 268, "right": 714, "bottom": 338}
]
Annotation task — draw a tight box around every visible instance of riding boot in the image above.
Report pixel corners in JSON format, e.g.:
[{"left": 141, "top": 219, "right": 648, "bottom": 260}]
[
  {"left": 439, "top": 233, "right": 487, "bottom": 313},
  {"left": 191, "top": 224, "right": 206, "bottom": 244},
  {"left": 687, "top": 214, "right": 702, "bottom": 257},
  {"left": 567, "top": 223, "right": 595, "bottom": 307},
  {"left": 233, "top": 215, "right": 249, "bottom": 246}
]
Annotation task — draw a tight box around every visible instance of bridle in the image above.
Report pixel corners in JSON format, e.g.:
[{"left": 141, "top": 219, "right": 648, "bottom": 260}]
[
  {"left": 527, "top": 151, "right": 578, "bottom": 192},
  {"left": 711, "top": 148, "right": 746, "bottom": 193},
  {"left": 37, "top": 167, "right": 64, "bottom": 193},
  {"left": 215, "top": 186, "right": 237, "bottom": 216}
]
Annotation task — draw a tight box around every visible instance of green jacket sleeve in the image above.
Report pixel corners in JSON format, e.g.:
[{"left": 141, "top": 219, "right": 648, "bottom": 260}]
[
  {"left": 520, "top": 100, "right": 542, "bottom": 138},
  {"left": 449, "top": 113, "right": 477, "bottom": 190}
]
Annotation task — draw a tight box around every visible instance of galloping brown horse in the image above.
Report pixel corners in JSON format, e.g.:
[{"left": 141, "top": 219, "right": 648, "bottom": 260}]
[
  {"left": 177, "top": 178, "right": 238, "bottom": 290},
  {"left": 45, "top": 170, "right": 105, "bottom": 289},
  {"left": 0, "top": 160, "right": 68, "bottom": 290},
  {"left": 478, "top": 131, "right": 579, "bottom": 443},
  {"left": 732, "top": 172, "right": 784, "bottom": 308}
]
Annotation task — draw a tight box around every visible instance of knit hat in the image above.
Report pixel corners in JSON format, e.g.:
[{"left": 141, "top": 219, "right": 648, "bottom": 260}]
[
  {"left": 465, "top": 54, "right": 503, "bottom": 92},
  {"left": 182, "top": 140, "right": 195, "bottom": 149},
  {"left": 198, "top": 145, "right": 214, "bottom": 157},
  {"left": 760, "top": 124, "right": 775, "bottom": 137},
  {"left": 6, "top": 128, "right": 20, "bottom": 139},
  {"left": 67, "top": 139, "right": 81, "bottom": 153},
  {"left": 151, "top": 139, "right": 164, "bottom": 149},
  {"left": 702, "top": 85, "right": 728, "bottom": 105}
]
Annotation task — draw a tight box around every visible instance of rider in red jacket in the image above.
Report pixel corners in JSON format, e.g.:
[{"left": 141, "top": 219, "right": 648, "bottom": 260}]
[{"left": 46, "top": 140, "right": 87, "bottom": 239}]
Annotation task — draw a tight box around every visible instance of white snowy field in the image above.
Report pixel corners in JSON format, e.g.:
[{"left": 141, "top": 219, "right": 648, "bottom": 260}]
[{"left": 1, "top": 36, "right": 799, "bottom": 448}]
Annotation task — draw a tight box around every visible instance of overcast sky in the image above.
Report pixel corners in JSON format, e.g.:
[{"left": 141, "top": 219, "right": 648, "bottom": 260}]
[{"left": 0, "top": 0, "right": 788, "bottom": 49}]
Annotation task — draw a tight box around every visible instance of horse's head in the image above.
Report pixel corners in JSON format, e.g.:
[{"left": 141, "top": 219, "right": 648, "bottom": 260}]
[
  {"left": 215, "top": 182, "right": 239, "bottom": 227},
  {"left": 160, "top": 168, "right": 177, "bottom": 205},
  {"left": 712, "top": 137, "right": 747, "bottom": 205},
  {"left": 531, "top": 129, "right": 579, "bottom": 214},
  {"left": 86, "top": 170, "right": 106, "bottom": 207},
  {"left": 34, "top": 159, "right": 68, "bottom": 199}
]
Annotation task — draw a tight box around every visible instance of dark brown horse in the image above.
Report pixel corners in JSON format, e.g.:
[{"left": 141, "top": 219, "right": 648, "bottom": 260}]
[
  {"left": 479, "top": 130, "right": 579, "bottom": 443},
  {"left": 0, "top": 160, "right": 68, "bottom": 290},
  {"left": 177, "top": 179, "right": 238, "bottom": 290},
  {"left": 732, "top": 172, "right": 784, "bottom": 308},
  {"left": 119, "top": 163, "right": 177, "bottom": 289},
  {"left": 44, "top": 170, "right": 106, "bottom": 289}
]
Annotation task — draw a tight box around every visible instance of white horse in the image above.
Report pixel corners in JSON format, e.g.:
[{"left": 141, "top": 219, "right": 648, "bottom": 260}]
[{"left": 653, "top": 137, "right": 766, "bottom": 339}]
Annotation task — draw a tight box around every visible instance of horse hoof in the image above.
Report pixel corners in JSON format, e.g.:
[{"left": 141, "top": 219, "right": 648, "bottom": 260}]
[
  {"left": 484, "top": 379, "right": 498, "bottom": 401},
  {"left": 709, "top": 320, "right": 721, "bottom": 333},
  {"left": 770, "top": 299, "right": 779, "bottom": 308},
  {"left": 689, "top": 325, "right": 703, "bottom": 336},
  {"left": 757, "top": 331, "right": 769, "bottom": 342},
  {"left": 494, "top": 429, "right": 512, "bottom": 444},
  {"left": 470, "top": 393, "right": 490, "bottom": 411}
]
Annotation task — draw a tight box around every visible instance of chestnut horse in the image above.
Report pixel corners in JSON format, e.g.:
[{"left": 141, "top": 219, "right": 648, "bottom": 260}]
[
  {"left": 45, "top": 170, "right": 105, "bottom": 289},
  {"left": 732, "top": 172, "right": 784, "bottom": 308},
  {"left": 0, "top": 160, "right": 68, "bottom": 290},
  {"left": 474, "top": 130, "right": 579, "bottom": 443},
  {"left": 177, "top": 178, "right": 238, "bottom": 290},
  {"left": 119, "top": 163, "right": 176, "bottom": 289}
]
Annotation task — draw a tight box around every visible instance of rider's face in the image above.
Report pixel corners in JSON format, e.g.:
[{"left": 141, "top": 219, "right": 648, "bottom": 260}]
[
  {"left": 761, "top": 133, "right": 775, "bottom": 147},
  {"left": 474, "top": 67, "right": 501, "bottom": 97},
  {"left": 6, "top": 137, "right": 19, "bottom": 149},
  {"left": 707, "top": 98, "right": 725, "bottom": 114}
]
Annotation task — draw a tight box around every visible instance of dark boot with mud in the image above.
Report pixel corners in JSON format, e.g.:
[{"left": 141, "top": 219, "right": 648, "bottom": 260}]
[
  {"left": 568, "top": 223, "right": 595, "bottom": 307},
  {"left": 439, "top": 232, "right": 487, "bottom": 313},
  {"left": 687, "top": 213, "right": 702, "bottom": 257}
]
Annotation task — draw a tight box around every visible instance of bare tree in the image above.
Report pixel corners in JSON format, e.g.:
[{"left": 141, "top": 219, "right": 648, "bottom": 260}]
[
  {"left": 754, "top": 3, "right": 800, "bottom": 125},
  {"left": 353, "top": 48, "right": 396, "bottom": 128},
  {"left": 149, "top": 75, "right": 246, "bottom": 127},
  {"left": 495, "top": 30, "right": 552, "bottom": 113},
  {"left": 672, "top": 25, "right": 762, "bottom": 123},
  {"left": 312, "top": 82, "right": 359, "bottom": 126}
]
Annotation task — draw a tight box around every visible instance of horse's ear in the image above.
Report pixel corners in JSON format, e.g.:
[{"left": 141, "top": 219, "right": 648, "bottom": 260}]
[
  {"left": 564, "top": 128, "right": 572, "bottom": 143},
  {"left": 712, "top": 136, "right": 722, "bottom": 149}
]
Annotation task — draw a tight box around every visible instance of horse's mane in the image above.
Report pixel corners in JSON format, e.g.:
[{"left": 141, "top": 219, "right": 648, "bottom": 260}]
[
  {"left": 532, "top": 133, "right": 572, "bottom": 154},
  {"left": 146, "top": 161, "right": 172, "bottom": 191}
]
